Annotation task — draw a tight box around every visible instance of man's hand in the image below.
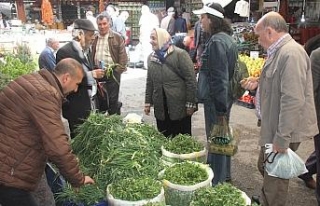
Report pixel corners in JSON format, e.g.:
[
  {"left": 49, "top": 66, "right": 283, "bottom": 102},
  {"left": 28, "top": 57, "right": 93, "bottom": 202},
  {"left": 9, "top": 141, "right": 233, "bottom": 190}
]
[
  {"left": 74, "top": 176, "right": 95, "bottom": 192},
  {"left": 186, "top": 107, "right": 195, "bottom": 116},
  {"left": 240, "top": 77, "right": 259, "bottom": 91},
  {"left": 92, "top": 69, "right": 105, "bottom": 79},
  {"left": 84, "top": 176, "right": 95, "bottom": 184},
  {"left": 273, "top": 144, "right": 288, "bottom": 153},
  {"left": 144, "top": 105, "right": 151, "bottom": 115}
]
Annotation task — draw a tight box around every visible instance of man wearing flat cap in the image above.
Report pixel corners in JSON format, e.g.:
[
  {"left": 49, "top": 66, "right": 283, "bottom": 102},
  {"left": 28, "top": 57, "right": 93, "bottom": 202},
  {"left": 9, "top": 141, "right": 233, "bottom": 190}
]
[{"left": 56, "top": 19, "right": 105, "bottom": 138}]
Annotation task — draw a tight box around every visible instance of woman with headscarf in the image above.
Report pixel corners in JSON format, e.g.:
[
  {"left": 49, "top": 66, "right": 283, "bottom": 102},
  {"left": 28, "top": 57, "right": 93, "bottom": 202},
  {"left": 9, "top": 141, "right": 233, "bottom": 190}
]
[
  {"left": 193, "top": 3, "right": 238, "bottom": 185},
  {"left": 144, "top": 28, "right": 197, "bottom": 138}
]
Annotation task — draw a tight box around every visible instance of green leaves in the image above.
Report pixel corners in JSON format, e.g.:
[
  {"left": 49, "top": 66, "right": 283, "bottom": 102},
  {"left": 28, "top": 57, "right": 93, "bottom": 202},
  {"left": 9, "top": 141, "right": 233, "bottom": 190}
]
[
  {"left": 58, "top": 113, "right": 167, "bottom": 205},
  {"left": 0, "top": 54, "right": 36, "bottom": 90},
  {"left": 163, "top": 162, "right": 208, "bottom": 185},
  {"left": 190, "top": 184, "right": 247, "bottom": 206},
  {"left": 109, "top": 178, "right": 162, "bottom": 201},
  {"left": 163, "top": 134, "right": 204, "bottom": 154}
]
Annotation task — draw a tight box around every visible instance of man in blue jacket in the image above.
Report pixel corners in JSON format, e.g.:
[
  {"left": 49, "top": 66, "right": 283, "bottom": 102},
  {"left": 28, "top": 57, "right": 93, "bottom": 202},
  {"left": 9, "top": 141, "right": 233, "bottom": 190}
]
[{"left": 38, "top": 38, "right": 60, "bottom": 71}]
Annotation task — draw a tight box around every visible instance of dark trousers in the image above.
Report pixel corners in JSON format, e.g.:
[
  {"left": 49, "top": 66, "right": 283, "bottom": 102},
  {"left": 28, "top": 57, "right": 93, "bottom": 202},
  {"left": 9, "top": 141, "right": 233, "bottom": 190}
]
[
  {"left": 299, "top": 150, "right": 317, "bottom": 181},
  {"left": 315, "top": 134, "right": 320, "bottom": 206},
  {"left": 156, "top": 114, "right": 192, "bottom": 138},
  {"left": 0, "top": 185, "right": 38, "bottom": 206},
  {"left": 98, "top": 72, "right": 121, "bottom": 115}
]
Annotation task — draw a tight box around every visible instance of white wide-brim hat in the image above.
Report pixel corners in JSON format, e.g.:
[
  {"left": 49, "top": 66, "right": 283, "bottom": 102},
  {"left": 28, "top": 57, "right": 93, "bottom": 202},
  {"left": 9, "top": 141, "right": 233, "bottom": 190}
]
[
  {"left": 201, "top": 0, "right": 232, "bottom": 8},
  {"left": 193, "top": 5, "right": 224, "bottom": 18}
]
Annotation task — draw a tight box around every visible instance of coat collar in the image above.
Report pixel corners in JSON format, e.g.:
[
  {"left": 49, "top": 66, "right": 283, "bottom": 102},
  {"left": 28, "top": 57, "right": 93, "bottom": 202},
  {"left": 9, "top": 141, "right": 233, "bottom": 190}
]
[
  {"left": 263, "top": 35, "right": 293, "bottom": 70},
  {"left": 70, "top": 40, "right": 91, "bottom": 68},
  {"left": 38, "top": 69, "right": 64, "bottom": 99}
]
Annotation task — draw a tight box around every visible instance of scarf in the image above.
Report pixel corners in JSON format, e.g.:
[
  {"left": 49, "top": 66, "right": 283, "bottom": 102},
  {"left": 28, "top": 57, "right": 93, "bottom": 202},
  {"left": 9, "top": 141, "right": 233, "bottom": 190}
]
[{"left": 153, "top": 28, "right": 172, "bottom": 63}]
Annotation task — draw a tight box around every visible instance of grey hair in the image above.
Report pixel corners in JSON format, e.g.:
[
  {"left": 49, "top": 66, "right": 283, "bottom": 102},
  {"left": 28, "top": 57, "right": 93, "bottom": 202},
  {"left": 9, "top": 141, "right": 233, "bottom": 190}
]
[
  {"left": 96, "top": 12, "right": 112, "bottom": 23},
  {"left": 46, "top": 37, "right": 58, "bottom": 46},
  {"left": 261, "top": 13, "right": 288, "bottom": 33},
  {"left": 72, "top": 28, "right": 84, "bottom": 40}
]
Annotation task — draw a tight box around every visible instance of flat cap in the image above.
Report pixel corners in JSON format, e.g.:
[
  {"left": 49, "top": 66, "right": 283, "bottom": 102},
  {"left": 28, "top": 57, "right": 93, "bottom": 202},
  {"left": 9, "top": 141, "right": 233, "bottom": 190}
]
[{"left": 74, "top": 19, "right": 96, "bottom": 31}]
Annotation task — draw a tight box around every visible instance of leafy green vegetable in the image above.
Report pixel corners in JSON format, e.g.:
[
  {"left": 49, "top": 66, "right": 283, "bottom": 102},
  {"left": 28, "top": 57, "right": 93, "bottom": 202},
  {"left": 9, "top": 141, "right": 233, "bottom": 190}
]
[
  {"left": 58, "top": 112, "right": 167, "bottom": 205},
  {"left": 109, "top": 177, "right": 162, "bottom": 201},
  {"left": 163, "top": 134, "right": 204, "bottom": 154},
  {"left": 105, "top": 63, "right": 126, "bottom": 84},
  {"left": 55, "top": 184, "right": 104, "bottom": 205},
  {"left": 190, "top": 184, "right": 247, "bottom": 206},
  {"left": 0, "top": 54, "right": 36, "bottom": 90},
  {"left": 163, "top": 162, "right": 208, "bottom": 185}
]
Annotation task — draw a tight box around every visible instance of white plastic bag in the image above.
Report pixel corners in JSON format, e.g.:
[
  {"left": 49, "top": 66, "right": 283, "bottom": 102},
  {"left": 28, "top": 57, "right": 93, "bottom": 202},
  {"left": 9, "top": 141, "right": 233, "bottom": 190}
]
[
  {"left": 265, "top": 146, "right": 308, "bottom": 179},
  {"left": 123, "top": 113, "right": 143, "bottom": 124}
]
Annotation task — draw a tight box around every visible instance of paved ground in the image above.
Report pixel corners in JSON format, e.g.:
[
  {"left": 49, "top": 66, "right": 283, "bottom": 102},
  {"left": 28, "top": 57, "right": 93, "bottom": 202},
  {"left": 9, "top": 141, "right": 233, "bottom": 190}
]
[{"left": 120, "top": 68, "right": 317, "bottom": 206}]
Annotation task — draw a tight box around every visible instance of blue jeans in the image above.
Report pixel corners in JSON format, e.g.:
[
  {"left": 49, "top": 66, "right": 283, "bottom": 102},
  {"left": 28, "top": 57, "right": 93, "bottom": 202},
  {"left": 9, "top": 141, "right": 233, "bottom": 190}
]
[{"left": 204, "top": 100, "right": 232, "bottom": 185}]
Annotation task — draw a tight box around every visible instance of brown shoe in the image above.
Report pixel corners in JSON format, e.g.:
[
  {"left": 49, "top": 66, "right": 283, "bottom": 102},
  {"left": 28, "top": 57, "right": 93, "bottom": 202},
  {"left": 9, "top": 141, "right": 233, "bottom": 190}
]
[{"left": 304, "top": 178, "right": 316, "bottom": 189}]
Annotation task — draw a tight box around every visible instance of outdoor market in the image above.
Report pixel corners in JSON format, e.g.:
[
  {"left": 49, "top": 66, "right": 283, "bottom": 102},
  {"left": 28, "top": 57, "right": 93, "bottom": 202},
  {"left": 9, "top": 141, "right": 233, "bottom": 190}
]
[{"left": 0, "top": 0, "right": 320, "bottom": 206}]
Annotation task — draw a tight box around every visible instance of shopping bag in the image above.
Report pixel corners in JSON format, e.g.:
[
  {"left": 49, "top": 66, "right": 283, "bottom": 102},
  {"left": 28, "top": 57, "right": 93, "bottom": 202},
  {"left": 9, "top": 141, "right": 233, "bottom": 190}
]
[
  {"left": 264, "top": 146, "right": 308, "bottom": 179},
  {"left": 208, "top": 116, "right": 238, "bottom": 156}
]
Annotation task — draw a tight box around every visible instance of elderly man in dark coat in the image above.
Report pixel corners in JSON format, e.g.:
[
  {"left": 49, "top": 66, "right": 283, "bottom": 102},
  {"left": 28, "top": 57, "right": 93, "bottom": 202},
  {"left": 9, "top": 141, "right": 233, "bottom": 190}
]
[{"left": 56, "top": 19, "right": 105, "bottom": 138}]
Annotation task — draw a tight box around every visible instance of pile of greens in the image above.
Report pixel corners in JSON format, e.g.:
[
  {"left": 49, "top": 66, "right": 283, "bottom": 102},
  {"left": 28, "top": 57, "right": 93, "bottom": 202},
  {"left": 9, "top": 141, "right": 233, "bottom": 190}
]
[
  {"left": 163, "top": 134, "right": 204, "bottom": 154},
  {"left": 57, "top": 112, "right": 167, "bottom": 205},
  {"left": 190, "top": 184, "right": 247, "bottom": 206},
  {"left": 109, "top": 177, "right": 162, "bottom": 201},
  {"left": 0, "top": 54, "right": 36, "bottom": 90},
  {"left": 162, "top": 162, "right": 208, "bottom": 185}
]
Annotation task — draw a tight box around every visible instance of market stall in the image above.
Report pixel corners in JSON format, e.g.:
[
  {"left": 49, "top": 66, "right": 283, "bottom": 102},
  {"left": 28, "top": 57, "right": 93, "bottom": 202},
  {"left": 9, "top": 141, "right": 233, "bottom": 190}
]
[
  {"left": 231, "top": 22, "right": 265, "bottom": 109},
  {"left": 46, "top": 112, "right": 254, "bottom": 206}
]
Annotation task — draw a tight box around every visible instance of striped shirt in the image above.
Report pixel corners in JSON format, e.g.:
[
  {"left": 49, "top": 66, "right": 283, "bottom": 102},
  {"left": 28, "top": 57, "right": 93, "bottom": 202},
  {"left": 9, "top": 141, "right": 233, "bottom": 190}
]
[
  {"left": 267, "top": 34, "right": 290, "bottom": 58},
  {"left": 256, "top": 33, "right": 290, "bottom": 120},
  {"left": 94, "top": 33, "right": 114, "bottom": 67}
]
